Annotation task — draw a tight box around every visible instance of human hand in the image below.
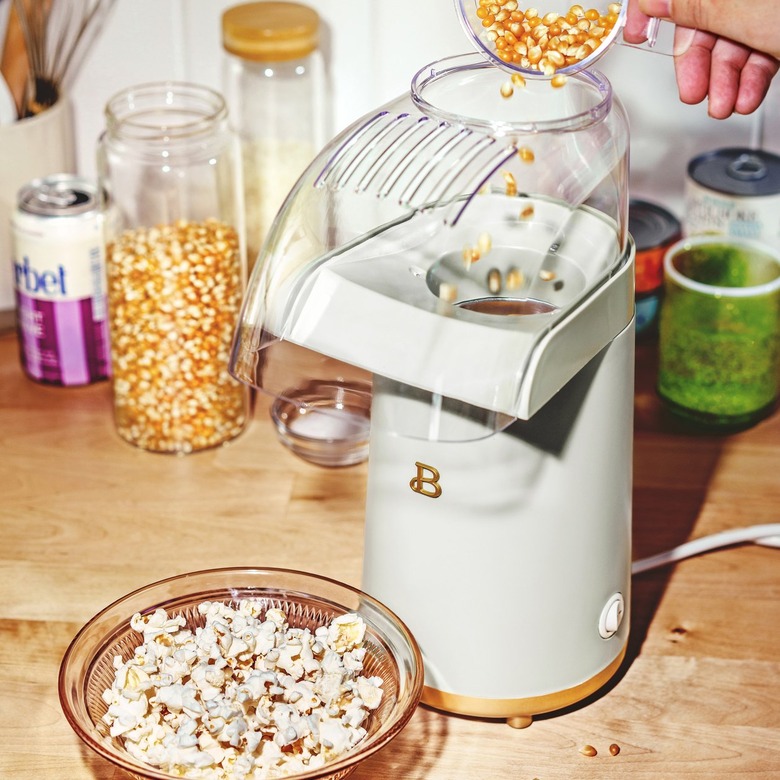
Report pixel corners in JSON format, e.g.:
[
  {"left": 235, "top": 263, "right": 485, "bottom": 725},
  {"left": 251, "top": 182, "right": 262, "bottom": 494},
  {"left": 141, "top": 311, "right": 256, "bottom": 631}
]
[{"left": 624, "top": 0, "right": 780, "bottom": 118}]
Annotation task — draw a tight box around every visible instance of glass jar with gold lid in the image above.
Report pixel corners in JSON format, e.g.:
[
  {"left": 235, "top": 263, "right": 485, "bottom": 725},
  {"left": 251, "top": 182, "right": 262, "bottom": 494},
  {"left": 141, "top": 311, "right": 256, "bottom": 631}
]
[{"left": 222, "top": 1, "right": 329, "bottom": 273}]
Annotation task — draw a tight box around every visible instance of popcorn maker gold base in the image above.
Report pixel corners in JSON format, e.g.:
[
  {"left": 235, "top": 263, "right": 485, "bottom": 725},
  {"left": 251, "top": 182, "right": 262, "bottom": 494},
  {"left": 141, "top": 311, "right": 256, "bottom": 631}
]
[{"left": 422, "top": 647, "right": 627, "bottom": 728}]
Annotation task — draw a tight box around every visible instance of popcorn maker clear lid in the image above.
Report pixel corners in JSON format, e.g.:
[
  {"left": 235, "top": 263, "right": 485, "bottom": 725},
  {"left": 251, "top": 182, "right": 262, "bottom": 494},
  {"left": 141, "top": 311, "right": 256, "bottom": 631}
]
[{"left": 229, "top": 54, "right": 633, "bottom": 442}]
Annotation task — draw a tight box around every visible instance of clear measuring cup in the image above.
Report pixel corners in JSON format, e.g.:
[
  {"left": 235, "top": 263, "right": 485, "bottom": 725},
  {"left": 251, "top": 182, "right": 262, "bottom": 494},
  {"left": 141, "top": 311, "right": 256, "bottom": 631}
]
[{"left": 455, "top": 0, "right": 661, "bottom": 79}]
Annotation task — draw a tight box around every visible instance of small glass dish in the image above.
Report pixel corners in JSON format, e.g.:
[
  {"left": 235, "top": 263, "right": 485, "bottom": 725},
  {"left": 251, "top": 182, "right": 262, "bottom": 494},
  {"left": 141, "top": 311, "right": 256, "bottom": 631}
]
[
  {"left": 59, "top": 567, "right": 423, "bottom": 780},
  {"left": 270, "top": 380, "right": 371, "bottom": 467}
]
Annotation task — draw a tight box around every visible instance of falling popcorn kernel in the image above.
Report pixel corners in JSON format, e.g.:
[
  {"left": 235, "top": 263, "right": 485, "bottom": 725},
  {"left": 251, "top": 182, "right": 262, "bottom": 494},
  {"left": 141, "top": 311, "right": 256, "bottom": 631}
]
[
  {"left": 477, "top": 232, "right": 493, "bottom": 255},
  {"left": 503, "top": 170, "right": 518, "bottom": 197},
  {"left": 439, "top": 282, "right": 458, "bottom": 302},
  {"left": 518, "top": 146, "right": 535, "bottom": 164},
  {"left": 506, "top": 267, "right": 524, "bottom": 290},
  {"left": 487, "top": 268, "right": 502, "bottom": 294}
]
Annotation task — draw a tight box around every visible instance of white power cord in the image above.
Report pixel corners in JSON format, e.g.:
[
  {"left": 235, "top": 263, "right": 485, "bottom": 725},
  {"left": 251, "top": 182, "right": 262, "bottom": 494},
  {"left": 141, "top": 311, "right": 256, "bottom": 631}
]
[{"left": 631, "top": 524, "right": 780, "bottom": 575}]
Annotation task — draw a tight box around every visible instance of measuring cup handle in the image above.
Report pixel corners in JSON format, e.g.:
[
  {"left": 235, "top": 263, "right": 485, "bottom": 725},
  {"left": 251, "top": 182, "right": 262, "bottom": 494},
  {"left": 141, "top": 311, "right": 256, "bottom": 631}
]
[{"left": 646, "top": 17, "right": 661, "bottom": 47}]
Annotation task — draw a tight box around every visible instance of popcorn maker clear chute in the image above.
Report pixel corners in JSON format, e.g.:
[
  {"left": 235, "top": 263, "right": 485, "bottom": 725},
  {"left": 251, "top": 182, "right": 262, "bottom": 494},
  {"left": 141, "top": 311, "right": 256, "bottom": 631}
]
[
  {"left": 230, "top": 54, "right": 635, "bottom": 726},
  {"left": 231, "top": 54, "right": 630, "bottom": 437}
]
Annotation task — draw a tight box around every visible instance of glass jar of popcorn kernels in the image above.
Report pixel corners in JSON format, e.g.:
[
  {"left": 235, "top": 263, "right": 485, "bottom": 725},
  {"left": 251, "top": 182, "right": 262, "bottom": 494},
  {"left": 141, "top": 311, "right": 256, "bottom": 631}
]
[{"left": 98, "top": 82, "right": 248, "bottom": 453}]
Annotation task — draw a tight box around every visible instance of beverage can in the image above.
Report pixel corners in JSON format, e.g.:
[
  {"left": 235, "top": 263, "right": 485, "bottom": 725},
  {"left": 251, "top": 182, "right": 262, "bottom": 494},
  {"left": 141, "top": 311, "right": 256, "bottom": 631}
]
[
  {"left": 685, "top": 148, "right": 780, "bottom": 250},
  {"left": 629, "top": 198, "right": 681, "bottom": 335},
  {"left": 12, "top": 174, "right": 110, "bottom": 386},
  {"left": 630, "top": 199, "right": 682, "bottom": 293}
]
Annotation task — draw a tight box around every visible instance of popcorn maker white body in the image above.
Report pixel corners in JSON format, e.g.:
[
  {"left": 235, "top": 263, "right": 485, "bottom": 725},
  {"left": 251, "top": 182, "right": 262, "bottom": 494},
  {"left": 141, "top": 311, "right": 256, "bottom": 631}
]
[
  {"left": 229, "top": 55, "right": 635, "bottom": 725},
  {"left": 364, "top": 321, "right": 633, "bottom": 725}
]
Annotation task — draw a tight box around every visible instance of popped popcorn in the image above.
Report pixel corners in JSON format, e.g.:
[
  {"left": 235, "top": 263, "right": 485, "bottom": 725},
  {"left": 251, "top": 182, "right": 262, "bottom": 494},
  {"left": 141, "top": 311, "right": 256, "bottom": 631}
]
[{"left": 100, "top": 601, "right": 384, "bottom": 779}]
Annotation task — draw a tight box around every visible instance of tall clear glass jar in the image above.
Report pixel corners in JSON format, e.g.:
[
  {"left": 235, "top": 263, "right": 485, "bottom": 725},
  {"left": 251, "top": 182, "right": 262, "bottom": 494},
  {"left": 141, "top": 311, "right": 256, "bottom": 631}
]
[
  {"left": 222, "top": 1, "right": 328, "bottom": 272},
  {"left": 98, "top": 82, "right": 248, "bottom": 454}
]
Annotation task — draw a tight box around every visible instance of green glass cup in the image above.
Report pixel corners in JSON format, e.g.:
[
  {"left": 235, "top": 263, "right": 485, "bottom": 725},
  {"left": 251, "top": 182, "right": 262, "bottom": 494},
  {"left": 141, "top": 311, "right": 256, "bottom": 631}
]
[{"left": 658, "top": 236, "right": 780, "bottom": 429}]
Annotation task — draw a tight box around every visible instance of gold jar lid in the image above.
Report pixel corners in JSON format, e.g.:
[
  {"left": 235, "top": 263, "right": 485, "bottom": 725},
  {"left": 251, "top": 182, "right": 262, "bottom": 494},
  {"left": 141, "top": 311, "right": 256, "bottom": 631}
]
[{"left": 222, "top": 2, "right": 319, "bottom": 62}]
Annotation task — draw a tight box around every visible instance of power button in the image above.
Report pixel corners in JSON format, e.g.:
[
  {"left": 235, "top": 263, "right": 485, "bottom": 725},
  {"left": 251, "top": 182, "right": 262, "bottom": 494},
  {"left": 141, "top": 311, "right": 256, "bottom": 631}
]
[{"left": 599, "top": 593, "right": 625, "bottom": 639}]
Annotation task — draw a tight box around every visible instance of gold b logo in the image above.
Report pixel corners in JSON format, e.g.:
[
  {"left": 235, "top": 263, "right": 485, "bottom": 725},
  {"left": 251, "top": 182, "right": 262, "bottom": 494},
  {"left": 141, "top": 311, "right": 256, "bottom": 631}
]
[{"left": 410, "top": 462, "right": 442, "bottom": 498}]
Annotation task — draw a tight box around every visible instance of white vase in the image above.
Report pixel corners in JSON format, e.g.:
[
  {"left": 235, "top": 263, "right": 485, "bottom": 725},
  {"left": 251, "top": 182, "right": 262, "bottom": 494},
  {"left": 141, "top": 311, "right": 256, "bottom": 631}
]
[{"left": 0, "top": 97, "right": 76, "bottom": 331}]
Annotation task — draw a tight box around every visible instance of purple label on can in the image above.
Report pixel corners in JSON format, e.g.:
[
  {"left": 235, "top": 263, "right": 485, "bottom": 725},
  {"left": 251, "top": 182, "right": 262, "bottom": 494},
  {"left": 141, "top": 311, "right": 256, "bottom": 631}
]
[
  {"left": 16, "top": 291, "right": 110, "bottom": 386},
  {"left": 12, "top": 179, "right": 109, "bottom": 387}
]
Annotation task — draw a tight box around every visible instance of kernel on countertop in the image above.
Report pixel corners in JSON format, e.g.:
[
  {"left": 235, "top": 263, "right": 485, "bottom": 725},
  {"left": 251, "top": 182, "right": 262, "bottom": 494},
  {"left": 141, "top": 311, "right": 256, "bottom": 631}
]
[{"left": 478, "top": 2, "right": 623, "bottom": 75}]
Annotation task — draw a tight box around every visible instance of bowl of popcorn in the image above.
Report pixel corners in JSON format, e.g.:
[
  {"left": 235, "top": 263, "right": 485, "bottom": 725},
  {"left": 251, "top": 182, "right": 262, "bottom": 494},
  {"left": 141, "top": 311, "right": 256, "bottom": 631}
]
[{"left": 59, "top": 567, "right": 424, "bottom": 780}]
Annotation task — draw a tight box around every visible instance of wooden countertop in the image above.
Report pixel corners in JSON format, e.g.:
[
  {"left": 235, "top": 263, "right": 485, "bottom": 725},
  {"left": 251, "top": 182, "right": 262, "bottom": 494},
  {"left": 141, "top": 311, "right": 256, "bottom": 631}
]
[{"left": 1, "top": 330, "right": 778, "bottom": 779}]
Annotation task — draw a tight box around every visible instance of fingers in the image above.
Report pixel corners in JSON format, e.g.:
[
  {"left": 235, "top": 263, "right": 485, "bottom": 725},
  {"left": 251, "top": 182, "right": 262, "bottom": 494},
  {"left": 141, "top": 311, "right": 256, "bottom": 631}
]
[
  {"left": 734, "top": 51, "right": 780, "bottom": 115},
  {"left": 640, "top": 0, "right": 780, "bottom": 59},
  {"left": 673, "top": 30, "right": 780, "bottom": 118},
  {"left": 673, "top": 28, "right": 717, "bottom": 107},
  {"left": 708, "top": 39, "right": 752, "bottom": 119},
  {"left": 623, "top": 6, "right": 653, "bottom": 44}
]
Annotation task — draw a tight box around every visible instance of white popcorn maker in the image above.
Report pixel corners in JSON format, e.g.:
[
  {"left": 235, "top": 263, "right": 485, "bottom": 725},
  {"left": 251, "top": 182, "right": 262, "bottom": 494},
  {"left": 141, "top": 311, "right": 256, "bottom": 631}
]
[{"left": 230, "top": 54, "right": 635, "bottom": 727}]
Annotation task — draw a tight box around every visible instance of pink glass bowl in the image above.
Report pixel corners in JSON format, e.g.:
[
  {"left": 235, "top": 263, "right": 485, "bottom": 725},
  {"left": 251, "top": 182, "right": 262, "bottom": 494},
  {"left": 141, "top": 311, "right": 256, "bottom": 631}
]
[{"left": 59, "top": 567, "right": 423, "bottom": 780}]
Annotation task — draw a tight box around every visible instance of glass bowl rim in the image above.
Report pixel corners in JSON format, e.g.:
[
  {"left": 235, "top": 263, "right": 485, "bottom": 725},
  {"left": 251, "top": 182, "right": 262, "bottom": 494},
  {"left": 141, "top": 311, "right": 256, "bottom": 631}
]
[{"left": 270, "top": 380, "right": 372, "bottom": 447}]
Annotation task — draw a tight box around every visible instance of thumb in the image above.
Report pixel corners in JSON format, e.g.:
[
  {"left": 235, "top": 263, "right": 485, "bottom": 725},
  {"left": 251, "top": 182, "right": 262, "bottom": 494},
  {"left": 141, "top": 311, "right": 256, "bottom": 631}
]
[{"left": 638, "top": 0, "right": 780, "bottom": 58}]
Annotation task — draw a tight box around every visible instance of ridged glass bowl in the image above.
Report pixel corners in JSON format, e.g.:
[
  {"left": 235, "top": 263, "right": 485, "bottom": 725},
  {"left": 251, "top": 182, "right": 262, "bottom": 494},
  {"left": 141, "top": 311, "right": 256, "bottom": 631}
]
[{"left": 59, "top": 567, "right": 423, "bottom": 780}]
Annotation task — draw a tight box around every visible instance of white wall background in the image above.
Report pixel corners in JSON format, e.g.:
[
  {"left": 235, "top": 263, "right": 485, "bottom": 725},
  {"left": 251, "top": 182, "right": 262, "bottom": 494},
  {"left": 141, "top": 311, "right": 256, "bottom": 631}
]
[{"left": 69, "top": 0, "right": 780, "bottom": 222}]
